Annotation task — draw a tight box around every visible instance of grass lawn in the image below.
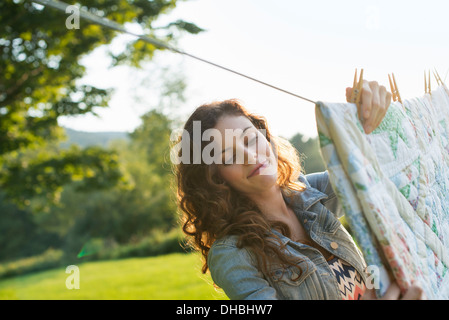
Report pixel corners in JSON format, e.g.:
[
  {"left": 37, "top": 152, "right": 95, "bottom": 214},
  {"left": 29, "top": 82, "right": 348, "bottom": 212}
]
[{"left": 0, "top": 253, "right": 228, "bottom": 300}]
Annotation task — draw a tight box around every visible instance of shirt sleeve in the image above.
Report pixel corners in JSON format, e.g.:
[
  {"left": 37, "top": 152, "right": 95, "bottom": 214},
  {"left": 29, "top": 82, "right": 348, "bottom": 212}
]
[
  {"left": 207, "top": 243, "right": 279, "bottom": 300},
  {"left": 305, "top": 170, "right": 344, "bottom": 218}
]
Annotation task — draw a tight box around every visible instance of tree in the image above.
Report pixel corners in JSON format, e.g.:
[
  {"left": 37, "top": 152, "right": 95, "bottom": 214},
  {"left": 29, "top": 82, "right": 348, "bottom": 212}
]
[
  {"left": 42, "top": 70, "right": 186, "bottom": 254},
  {"left": 0, "top": 0, "right": 203, "bottom": 209},
  {"left": 289, "top": 133, "right": 326, "bottom": 174}
]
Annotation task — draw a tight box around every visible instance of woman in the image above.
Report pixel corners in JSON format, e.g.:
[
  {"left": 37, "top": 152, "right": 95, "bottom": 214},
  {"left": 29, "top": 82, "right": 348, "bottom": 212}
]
[{"left": 174, "top": 80, "right": 423, "bottom": 300}]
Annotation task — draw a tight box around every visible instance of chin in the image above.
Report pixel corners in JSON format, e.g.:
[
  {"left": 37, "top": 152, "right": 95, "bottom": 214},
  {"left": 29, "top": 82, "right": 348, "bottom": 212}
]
[{"left": 251, "top": 171, "right": 278, "bottom": 188}]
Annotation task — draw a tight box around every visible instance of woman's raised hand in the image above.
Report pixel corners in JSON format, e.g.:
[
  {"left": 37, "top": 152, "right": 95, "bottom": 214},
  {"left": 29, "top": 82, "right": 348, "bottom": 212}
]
[{"left": 346, "top": 80, "right": 393, "bottom": 134}]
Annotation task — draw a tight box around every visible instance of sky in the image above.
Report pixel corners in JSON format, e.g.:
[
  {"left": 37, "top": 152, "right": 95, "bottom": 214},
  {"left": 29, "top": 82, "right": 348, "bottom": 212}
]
[{"left": 58, "top": 0, "right": 449, "bottom": 140}]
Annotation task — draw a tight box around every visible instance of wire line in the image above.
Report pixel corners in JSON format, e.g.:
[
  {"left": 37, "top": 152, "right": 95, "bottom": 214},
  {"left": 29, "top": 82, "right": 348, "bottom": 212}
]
[{"left": 30, "top": 0, "right": 317, "bottom": 104}]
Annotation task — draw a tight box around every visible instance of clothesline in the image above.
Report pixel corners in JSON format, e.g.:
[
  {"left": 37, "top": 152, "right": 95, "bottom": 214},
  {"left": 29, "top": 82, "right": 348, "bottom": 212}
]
[{"left": 30, "top": 0, "right": 318, "bottom": 104}]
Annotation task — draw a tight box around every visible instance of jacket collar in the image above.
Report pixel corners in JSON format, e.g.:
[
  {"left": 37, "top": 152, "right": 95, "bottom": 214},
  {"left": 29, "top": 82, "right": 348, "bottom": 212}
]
[
  {"left": 281, "top": 174, "right": 329, "bottom": 212},
  {"left": 268, "top": 174, "right": 329, "bottom": 246}
]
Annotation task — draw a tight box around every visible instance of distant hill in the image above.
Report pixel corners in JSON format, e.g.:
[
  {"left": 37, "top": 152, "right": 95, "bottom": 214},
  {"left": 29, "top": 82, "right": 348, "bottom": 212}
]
[{"left": 60, "top": 127, "right": 130, "bottom": 149}]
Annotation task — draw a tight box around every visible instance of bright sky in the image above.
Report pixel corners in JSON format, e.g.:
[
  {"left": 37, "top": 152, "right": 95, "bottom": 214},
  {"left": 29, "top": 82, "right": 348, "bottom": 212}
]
[{"left": 58, "top": 0, "right": 449, "bottom": 139}]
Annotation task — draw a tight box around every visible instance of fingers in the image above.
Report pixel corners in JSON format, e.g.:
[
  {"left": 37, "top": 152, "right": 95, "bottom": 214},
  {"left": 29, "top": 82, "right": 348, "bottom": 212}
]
[
  {"left": 371, "top": 85, "right": 388, "bottom": 130},
  {"left": 358, "top": 80, "right": 392, "bottom": 134},
  {"left": 380, "top": 281, "right": 402, "bottom": 300},
  {"left": 361, "top": 80, "right": 375, "bottom": 133},
  {"left": 361, "top": 288, "right": 377, "bottom": 300},
  {"left": 376, "top": 88, "right": 392, "bottom": 129},
  {"left": 347, "top": 86, "right": 364, "bottom": 122},
  {"left": 346, "top": 87, "right": 352, "bottom": 102},
  {"left": 348, "top": 79, "right": 393, "bottom": 134},
  {"left": 379, "top": 282, "right": 424, "bottom": 300},
  {"left": 385, "top": 90, "right": 392, "bottom": 117},
  {"left": 401, "top": 284, "right": 424, "bottom": 300},
  {"left": 370, "top": 84, "right": 392, "bottom": 133}
]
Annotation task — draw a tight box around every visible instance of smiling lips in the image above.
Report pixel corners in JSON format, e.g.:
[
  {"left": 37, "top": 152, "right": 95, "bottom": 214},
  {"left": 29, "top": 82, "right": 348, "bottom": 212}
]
[{"left": 247, "top": 161, "right": 269, "bottom": 178}]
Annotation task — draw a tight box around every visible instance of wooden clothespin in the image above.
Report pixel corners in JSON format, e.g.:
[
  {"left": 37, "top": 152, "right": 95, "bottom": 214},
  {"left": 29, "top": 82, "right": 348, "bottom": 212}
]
[
  {"left": 425, "top": 70, "right": 431, "bottom": 95},
  {"left": 388, "top": 73, "right": 402, "bottom": 104},
  {"left": 350, "top": 68, "right": 364, "bottom": 108},
  {"left": 433, "top": 68, "right": 445, "bottom": 87}
]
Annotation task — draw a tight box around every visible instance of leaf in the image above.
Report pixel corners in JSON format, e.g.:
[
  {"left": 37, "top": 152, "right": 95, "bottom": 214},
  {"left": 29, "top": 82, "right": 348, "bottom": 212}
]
[{"left": 166, "top": 19, "right": 206, "bottom": 34}]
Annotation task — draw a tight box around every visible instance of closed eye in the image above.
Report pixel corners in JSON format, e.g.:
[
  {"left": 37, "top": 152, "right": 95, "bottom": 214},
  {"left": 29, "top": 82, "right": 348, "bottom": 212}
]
[
  {"left": 222, "top": 131, "right": 259, "bottom": 166},
  {"left": 224, "top": 154, "right": 236, "bottom": 166},
  {"left": 248, "top": 135, "right": 258, "bottom": 145}
]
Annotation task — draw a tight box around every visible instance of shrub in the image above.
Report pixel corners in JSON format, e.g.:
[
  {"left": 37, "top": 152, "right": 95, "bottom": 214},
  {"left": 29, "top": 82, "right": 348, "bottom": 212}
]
[
  {"left": 0, "top": 228, "right": 190, "bottom": 280},
  {"left": 0, "top": 248, "right": 64, "bottom": 279}
]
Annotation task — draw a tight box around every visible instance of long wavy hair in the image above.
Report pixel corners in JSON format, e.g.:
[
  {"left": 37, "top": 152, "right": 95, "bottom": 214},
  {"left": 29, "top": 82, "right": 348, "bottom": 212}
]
[{"left": 172, "top": 99, "right": 307, "bottom": 278}]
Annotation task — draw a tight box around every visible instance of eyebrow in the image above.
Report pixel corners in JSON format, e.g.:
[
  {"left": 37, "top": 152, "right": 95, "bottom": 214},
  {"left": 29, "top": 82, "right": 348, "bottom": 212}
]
[{"left": 221, "top": 126, "right": 253, "bottom": 154}]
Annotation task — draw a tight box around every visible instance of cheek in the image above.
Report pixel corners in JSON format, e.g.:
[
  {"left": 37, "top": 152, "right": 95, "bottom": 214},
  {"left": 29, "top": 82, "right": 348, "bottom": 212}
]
[
  {"left": 258, "top": 137, "right": 274, "bottom": 158},
  {"left": 263, "top": 141, "right": 277, "bottom": 165},
  {"left": 218, "top": 166, "right": 243, "bottom": 185}
]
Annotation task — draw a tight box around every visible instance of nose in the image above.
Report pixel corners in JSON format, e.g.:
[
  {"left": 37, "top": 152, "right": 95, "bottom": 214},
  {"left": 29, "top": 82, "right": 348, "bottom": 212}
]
[{"left": 242, "top": 146, "right": 258, "bottom": 165}]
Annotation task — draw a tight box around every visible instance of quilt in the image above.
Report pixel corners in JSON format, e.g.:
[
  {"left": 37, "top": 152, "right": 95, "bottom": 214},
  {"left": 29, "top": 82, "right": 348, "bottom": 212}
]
[{"left": 315, "top": 85, "right": 449, "bottom": 299}]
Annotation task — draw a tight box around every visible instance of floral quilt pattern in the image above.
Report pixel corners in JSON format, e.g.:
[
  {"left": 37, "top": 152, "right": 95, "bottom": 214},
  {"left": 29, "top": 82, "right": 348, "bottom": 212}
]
[{"left": 315, "top": 85, "right": 449, "bottom": 299}]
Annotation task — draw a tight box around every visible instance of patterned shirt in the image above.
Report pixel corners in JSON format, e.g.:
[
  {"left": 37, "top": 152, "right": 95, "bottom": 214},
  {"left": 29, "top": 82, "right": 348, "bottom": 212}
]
[{"left": 328, "top": 256, "right": 366, "bottom": 300}]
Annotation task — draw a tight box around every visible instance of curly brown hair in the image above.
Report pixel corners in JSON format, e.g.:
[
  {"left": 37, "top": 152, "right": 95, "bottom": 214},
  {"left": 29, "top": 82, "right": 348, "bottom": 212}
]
[{"left": 172, "top": 99, "right": 308, "bottom": 277}]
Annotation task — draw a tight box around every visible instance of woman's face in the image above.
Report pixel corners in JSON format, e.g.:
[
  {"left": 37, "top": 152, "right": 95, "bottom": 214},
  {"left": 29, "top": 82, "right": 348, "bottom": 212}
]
[{"left": 213, "top": 115, "right": 278, "bottom": 195}]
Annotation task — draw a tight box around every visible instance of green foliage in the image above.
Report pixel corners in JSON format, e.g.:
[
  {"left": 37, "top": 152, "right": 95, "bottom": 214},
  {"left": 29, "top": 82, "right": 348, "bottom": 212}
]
[
  {"left": 59, "top": 128, "right": 129, "bottom": 149},
  {"left": 289, "top": 132, "right": 326, "bottom": 174},
  {"left": 0, "top": 193, "right": 61, "bottom": 261},
  {"left": 0, "top": 229, "right": 188, "bottom": 280},
  {"left": 0, "top": 0, "right": 202, "bottom": 207},
  {"left": 0, "top": 248, "right": 63, "bottom": 280},
  {"left": 0, "top": 61, "right": 190, "bottom": 269},
  {"left": 1, "top": 144, "right": 125, "bottom": 210},
  {"left": 0, "top": 0, "right": 203, "bottom": 277}
]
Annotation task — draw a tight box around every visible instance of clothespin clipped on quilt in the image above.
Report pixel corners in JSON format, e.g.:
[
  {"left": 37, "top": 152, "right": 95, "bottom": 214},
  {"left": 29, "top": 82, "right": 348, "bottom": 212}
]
[
  {"left": 433, "top": 68, "right": 446, "bottom": 87},
  {"left": 434, "top": 68, "right": 449, "bottom": 96},
  {"left": 425, "top": 68, "right": 446, "bottom": 96},
  {"left": 425, "top": 70, "right": 432, "bottom": 95},
  {"left": 388, "top": 73, "right": 402, "bottom": 104},
  {"left": 349, "top": 68, "right": 364, "bottom": 109}
]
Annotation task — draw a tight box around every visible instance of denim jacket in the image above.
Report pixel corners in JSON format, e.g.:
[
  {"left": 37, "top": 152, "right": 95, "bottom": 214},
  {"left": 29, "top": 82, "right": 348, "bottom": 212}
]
[{"left": 207, "top": 170, "right": 368, "bottom": 300}]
